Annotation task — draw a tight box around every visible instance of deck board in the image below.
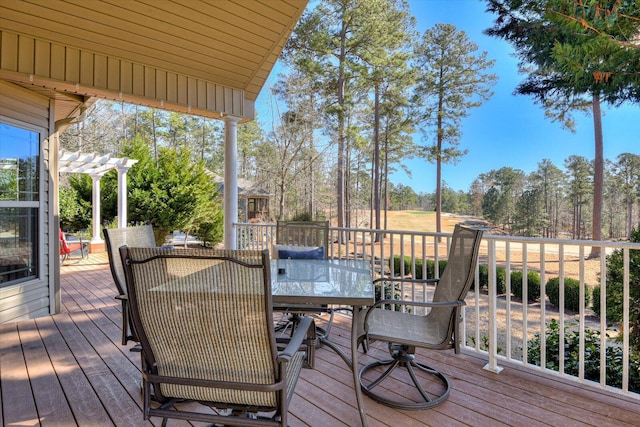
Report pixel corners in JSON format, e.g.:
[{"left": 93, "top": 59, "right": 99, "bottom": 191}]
[
  {"left": 0, "top": 322, "right": 39, "bottom": 426},
  {"left": 1, "top": 253, "right": 639, "bottom": 426}
]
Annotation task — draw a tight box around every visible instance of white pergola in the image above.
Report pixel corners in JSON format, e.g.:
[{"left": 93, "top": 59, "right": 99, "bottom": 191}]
[{"left": 58, "top": 150, "right": 138, "bottom": 245}]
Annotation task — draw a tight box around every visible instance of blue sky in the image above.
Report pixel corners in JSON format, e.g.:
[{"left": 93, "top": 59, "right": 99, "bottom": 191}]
[{"left": 256, "top": 0, "right": 639, "bottom": 194}]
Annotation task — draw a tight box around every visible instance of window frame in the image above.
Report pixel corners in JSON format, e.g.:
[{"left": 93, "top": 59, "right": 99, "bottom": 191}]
[{"left": 0, "top": 116, "right": 46, "bottom": 287}]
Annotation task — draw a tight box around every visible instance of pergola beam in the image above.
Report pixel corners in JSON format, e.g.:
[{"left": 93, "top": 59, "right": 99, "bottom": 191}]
[{"left": 58, "top": 150, "right": 138, "bottom": 242}]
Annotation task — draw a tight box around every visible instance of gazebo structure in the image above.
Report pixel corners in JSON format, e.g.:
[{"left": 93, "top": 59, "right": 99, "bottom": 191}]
[
  {"left": 58, "top": 150, "right": 138, "bottom": 251},
  {"left": 214, "top": 176, "right": 271, "bottom": 222}
]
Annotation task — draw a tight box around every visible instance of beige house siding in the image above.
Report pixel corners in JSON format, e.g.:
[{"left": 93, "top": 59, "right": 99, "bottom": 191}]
[
  {"left": 0, "top": 30, "right": 247, "bottom": 120},
  {"left": 0, "top": 80, "right": 53, "bottom": 323}
]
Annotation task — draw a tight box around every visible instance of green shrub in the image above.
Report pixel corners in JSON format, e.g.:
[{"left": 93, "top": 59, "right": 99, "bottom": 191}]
[
  {"left": 496, "top": 267, "right": 507, "bottom": 294},
  {"left": 528, "top": 319, "right": 640, "bottom": 393},
  {"left": 393, "top": 256, "right": 446, "bottom": 280},
  {"left": 374, "top": 280, "right": 404, "bottom": 312},
  {"left": 195, "top": 217, "right": 223, "bottom": 248},
  {"left": 475, "top": 265, "right": 506, "bottom": 294},
  {"left": 546, "top": 277, "right": 590, "bottom": 312},
  {"left": 393, "top": 255, "right": 411, "bottom": 277},
  {"left": 596, "top": 223, "right": 640, "bottom": 353},
  {"left": 510, "top": 270, "right": 541, "bottom": 302},
  {"left": 599, "top": 225, "right": 640, "bottom": 324},
  {"left": 592, "top": 285, "right": 601, "bottom": 316},
  {"left": 477, "top": 264, "right": 489, "bottom": 290}
]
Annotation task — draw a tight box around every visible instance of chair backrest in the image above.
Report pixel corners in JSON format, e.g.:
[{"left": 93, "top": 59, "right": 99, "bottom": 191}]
[
  {"left": 428, "top": 224, "right": 484, "bottom": 337},
  {"left": 120, "top": 247, "right": 280, "bottom": 407},
  {"left": 275, "top": 220, "right": 329, "bottom": 259},
  {"left": 103, "top": 225, "right": 156, "bottom": 296}
]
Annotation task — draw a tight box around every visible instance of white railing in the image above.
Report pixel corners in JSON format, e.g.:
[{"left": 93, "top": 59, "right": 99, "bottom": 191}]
[{"left": 235, "top": 222, "right": 639, "bottom": 400}]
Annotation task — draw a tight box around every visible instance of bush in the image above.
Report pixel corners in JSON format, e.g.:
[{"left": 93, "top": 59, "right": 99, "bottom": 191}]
[
  {"left": 475, "top": 265, "right": 506, "bottom": 294},
  {"left": 597, "top": 223, "right": 640, "bottom": 352},
  {"left": 476, "top": 264, "right": 488, "bottom": 290},
  {"left": 528, "top": 319, "right": 640, "bottom": 393},
  {"left": 510, "top": 270, "right": 541, "bottom": 302},
  {"left": 599, "top": 225, "right": 640, "bottom": 324},
  {"left": 592, "top": 285, "right": 601, "bottom": 316},
  {"left": 392, "top": 256, "right": 446, "bottom": 280},
  {"left": 195, "top": 217, "right": 223, "bottom": 248},
  {"left": 393, "top": 255, "right": 410, "bottom": 277},
  {"left": 546, "top": 277, "right": 590, "bottom": 312},
  {"left": 495, "top": 267, "right": 507, "bottom": 294},
  {"left": 374, "top": 279, "right": 404, "bottom": 312}
]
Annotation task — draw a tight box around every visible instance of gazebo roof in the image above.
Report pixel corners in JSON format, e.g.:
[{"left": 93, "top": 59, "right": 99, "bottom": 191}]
[
  {"left": 213, "top": 175, "right": 271, "bottom": 197},
  {"left": 58, "top": 150, "right": 138, "bottom": 177}
]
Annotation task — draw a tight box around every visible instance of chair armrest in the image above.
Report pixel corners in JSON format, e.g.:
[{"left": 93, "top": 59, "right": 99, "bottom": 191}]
[
  {"left": 278, "top": 316, "right": 315, "bottom": 362},
  {"left": 373, "top": 277, "right": 439, "bottom": 286}
]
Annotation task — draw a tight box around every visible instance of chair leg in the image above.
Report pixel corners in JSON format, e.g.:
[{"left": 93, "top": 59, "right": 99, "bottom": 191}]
[
  {"left": 274, "top": 309, "right": 334, "bottom": 349},
  {"left": 121, "top": 299, "right": 129, "bottom": 345},
  {"left": 358, "top": 344, "right": 450, "bottom": 410}
]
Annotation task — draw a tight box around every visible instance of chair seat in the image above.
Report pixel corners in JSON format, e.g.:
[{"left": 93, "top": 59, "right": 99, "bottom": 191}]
[{"left": 363, "top": 309, "right": 451, "bottom": 350}]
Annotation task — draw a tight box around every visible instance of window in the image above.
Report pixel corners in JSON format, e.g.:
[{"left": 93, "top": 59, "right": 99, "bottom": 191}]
[{"left": 0, "top": 123, "right": 40, "bottom": 285}]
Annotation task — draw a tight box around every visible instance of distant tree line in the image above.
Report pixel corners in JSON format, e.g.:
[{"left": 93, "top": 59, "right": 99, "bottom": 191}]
[{"left": 387, "top": 154, "right": 640, "bottom": 239}]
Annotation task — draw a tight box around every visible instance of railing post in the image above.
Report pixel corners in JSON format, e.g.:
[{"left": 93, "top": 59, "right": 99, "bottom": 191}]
[{"left": 484, "top": 239, "right": 503, "bottom": 373}]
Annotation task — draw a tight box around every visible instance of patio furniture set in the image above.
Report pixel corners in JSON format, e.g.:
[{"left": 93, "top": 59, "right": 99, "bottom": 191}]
[{"left": 103, "top": 221, "right": 483, "bottom": 426}]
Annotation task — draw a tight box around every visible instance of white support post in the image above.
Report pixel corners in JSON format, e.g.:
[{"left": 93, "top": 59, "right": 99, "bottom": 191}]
[
  {"left": 90, "top": 174, "right": 103, "bottom": 244},
  {"left": 116, "top": 165, "right": 128, "bottom": 228},
  {"left": 484, "top": 239, "right": 503, "bottom": 373},
  {"left": 223, "top": 116, "right": 240, "bottom": 249}
]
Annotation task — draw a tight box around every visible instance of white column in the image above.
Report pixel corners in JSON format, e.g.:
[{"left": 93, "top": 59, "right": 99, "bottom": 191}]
[
  {"left": 116, "top": 165, "right": 128, "bottom": 228},
  {"left": 90, "top": 174, "right": 103, "bottom": 244},
  {"left": 223, "top": 116, "right": 240, "bottom": 249}
]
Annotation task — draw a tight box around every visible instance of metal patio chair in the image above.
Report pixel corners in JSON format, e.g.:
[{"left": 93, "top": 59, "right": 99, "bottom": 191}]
[
  {"left": 358, "top": 224, "right": 484, "bottom": 410},
  {"left": 59, "top": 228, "right": 87, "bottom": 264},
  {"left": 103, "top": 224, "right": 156, "bottom": 345},
  {"left": 120, "top": 247, "right": 315, "bottom": 427}
]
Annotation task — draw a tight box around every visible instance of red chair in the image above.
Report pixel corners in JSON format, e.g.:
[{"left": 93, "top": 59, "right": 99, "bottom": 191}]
[{"left": 59, "top": 229, "right": 87, "bottom": 264}]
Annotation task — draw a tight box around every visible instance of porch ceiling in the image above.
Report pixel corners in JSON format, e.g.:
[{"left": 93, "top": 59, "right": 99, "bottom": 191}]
[{"left": 0, "top": 0, "right": 308, "bottom": 122}]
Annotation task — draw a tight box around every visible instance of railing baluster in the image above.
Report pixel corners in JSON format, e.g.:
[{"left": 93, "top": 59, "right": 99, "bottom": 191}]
[
  {"left": 559, "top": 244, "right": 566, "bottom": 375},
  {"left": 505, "top": 241, "right": 512, "bottom": 360},
  {"left": 600, "top": 252, "right": 607, "bottom": 387},
  {"left": 622, "top": 248, "right": 630, "bottom": 392},
  {"left": 522, "top": 242, "right": 528, "bottom": 365},
  {"left": 484, "top": 239, "right": 503, "bottom": 373},
  {"left": 539, "top": 242, "right": 546, "bottom": 371},
  {"left": 578, "top": 245, "right": 586, "bottom": 381}
]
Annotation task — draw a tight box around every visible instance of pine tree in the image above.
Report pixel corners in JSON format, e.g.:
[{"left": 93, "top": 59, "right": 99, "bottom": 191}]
[{"left": 414, "top": 23, "right": 497, "bottom": 236}]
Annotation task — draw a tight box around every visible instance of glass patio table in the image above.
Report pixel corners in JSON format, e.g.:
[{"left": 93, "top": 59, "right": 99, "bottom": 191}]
[{"left": 271, "top": 258, "right": 374, "bottom": 427}]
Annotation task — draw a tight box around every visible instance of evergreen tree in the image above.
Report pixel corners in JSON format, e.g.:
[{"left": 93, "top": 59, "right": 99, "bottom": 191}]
[
  {"left": 485, "top": 0, "right": 640, "bottom": 257},
  {"left": 481, "top": 167, "right": 526, "bottom": 233},
  {"left": 530, "top": 159, "right": 566, "bottom": 237},
  {"left": 614, "top": 153, "right": 640, "bottom": 237},
  {"left": 565, "top": 155, "right": 593, "bottom": 239},
  {"left": 414, "top": 23, "right": 497, "bottom": 236},
  {"left": 123, "top": 138, "right": 222, "bottom": 246}
]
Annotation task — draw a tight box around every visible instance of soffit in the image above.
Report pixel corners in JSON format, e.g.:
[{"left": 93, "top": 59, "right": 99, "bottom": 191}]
[{"left": 0, "top": 0, "right": 307, "bottom": 102}]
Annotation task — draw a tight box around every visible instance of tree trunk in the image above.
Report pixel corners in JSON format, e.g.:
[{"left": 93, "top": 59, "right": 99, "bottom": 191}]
[{"left": 589, "top": 95, "right": 603, "bottom": 258}]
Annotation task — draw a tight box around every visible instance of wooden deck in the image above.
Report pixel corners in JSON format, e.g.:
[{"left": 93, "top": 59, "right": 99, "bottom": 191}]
[{"left": 1, "top": 253, "right": 639, "bottom": 426}]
